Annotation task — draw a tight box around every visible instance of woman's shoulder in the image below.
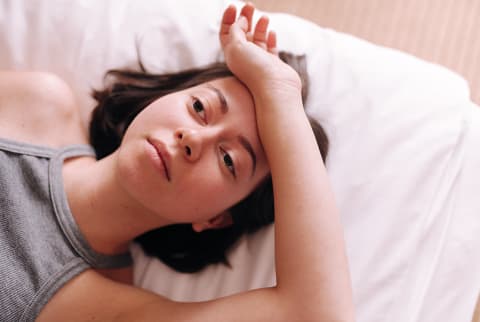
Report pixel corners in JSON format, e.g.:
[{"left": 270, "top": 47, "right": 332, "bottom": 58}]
[{"left": 0, "top": 71, "right": 88, "bottom": 147}]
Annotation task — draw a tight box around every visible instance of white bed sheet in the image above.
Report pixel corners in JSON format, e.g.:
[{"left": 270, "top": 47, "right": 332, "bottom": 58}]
[{"left": 1, "top": 0, "right": 479, "bottom": 321}]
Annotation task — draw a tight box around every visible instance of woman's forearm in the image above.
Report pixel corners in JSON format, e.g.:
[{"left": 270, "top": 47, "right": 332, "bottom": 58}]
[{"left": 256, "top": 94, "right": 355, "bottom": 320}]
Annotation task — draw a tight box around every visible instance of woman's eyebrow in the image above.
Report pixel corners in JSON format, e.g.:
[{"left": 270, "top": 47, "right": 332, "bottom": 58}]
[
  {"left": 204, "top": 84, "right": 256, "bottom": 178},
  {"left": 205, "top": 84, "right": 228, "bottom": 114}
]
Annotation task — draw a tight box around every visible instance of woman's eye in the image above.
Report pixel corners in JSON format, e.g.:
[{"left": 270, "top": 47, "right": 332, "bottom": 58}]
[
  {"left": 221, "top": 149, "right": 236, "bottom": 177},
  {"left": 192, "top": 98, "right": 207, "bottom": 122}
]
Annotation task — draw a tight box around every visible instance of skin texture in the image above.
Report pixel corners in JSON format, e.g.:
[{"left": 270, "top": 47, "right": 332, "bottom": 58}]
[
  {"left": 1, "top": 3, "right": 354, "bottom": 322},
  {"left": 115, "top": 77, "right": 269, "bottom": 228}
]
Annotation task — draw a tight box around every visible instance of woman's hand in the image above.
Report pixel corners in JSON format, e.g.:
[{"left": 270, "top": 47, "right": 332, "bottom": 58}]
[{"left": 219, "top": 4, "right": 302, "bottom": 104}]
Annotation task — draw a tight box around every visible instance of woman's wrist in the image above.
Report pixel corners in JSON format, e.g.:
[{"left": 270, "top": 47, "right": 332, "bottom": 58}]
[{"left": 252, "top": 84, "right": 304, "bottom": 116}]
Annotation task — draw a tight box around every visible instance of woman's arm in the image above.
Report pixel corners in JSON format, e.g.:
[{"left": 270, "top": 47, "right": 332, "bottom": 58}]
[{"left": 220, "top": 4, "right": 355, "bottom": 320}]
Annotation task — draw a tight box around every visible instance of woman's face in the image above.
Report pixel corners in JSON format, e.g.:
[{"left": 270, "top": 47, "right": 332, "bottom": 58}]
[{"left": 116, "top": 77, "right": 269, "bottom": 225}]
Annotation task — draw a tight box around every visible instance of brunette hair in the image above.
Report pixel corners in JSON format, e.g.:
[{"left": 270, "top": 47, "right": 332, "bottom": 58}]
[{"left": 90, "top": 52, "right": 329, "bottom": 273}]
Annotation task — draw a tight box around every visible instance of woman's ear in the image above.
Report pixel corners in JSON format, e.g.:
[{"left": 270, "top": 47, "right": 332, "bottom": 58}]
[{"left": 191, "top": 211, "right": 233, "bottom": 232}]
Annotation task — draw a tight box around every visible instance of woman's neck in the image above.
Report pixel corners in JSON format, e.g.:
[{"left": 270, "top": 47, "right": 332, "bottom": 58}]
[{"left": 62, "top": 152, "right": 170, "bottom": 255}]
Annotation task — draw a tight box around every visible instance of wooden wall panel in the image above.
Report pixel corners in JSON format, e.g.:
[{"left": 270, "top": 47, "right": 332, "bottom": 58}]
[{"left": 250, "top": 0, "right": 480, "bottom": 105}]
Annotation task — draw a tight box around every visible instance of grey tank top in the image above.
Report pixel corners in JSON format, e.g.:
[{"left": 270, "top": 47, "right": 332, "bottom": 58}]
[{"left": 0, "top": 138, "right": 132, "bottom": 322}]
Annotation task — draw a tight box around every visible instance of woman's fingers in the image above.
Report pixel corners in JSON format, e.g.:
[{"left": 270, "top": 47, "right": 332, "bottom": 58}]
[
  {"left": 239, "top": 3, "right": 255, "bottom": 31},
  {"left": 220, "top": 3, "right": 277, "bottom": 55},
  {"left": 220, "top": 5, "right": 237, "bottom": 46},
  {"left": 253, "top": 15, "right": 269, "bottom": 49},
  {"left": 267, "top": 30, "right": 278, "bottom": 55},
  {"left": 220, "top": 3, "right": 253, "bottom": 46},
  {"left": 253, "top": 15, "right": 278, "bottom": 55}
]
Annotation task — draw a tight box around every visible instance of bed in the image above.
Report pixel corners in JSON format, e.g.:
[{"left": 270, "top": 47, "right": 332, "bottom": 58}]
[{"left": 1, "top": 1, "right": 479, "bottom": 321}]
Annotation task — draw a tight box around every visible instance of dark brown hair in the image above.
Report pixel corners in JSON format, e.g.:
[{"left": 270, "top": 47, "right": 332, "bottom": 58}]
[{"left": 90, "top": 52, "right": 329, "bottom": 273}]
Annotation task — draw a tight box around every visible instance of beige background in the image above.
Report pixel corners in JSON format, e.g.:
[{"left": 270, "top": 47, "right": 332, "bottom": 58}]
[
  {"left": 249, "top": 0, "right": 480, "bottom": 321},
  {"left": 251, "top": 0, "right": 480, "bottom": 105}
]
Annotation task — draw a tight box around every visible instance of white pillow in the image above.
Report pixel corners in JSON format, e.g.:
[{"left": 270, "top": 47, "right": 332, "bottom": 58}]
[{"left": 2, "top": 1, "right": 479, "bottom": 321}]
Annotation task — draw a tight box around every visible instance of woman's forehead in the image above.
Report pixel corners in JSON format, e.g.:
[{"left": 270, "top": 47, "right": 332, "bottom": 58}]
[
  {"left": 207, "top": 77, "right": 251, "bottom": 97},
  {"left": 201, "top": 78, "right": 269, "bottom": 180}
]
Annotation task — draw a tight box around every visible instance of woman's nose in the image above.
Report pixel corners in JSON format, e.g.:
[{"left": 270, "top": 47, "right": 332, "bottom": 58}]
[{"left": 174, "top": 127, "right": 210, "bottom": 161}]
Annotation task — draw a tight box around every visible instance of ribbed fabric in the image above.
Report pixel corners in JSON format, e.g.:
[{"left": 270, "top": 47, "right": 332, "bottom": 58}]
[
  {"left": 0, "top": 138, "right": 132, "bottom": 322},
  {"left": 252, "top": 0, "right": 480, "bottom": 105}
]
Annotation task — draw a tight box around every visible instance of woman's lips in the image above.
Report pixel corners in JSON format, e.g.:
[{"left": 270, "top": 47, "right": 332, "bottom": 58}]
[{"left": 147, "top": 138, "right": 171, "bottom": 181}]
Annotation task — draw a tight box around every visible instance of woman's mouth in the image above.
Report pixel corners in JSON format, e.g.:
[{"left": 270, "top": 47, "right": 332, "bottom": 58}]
[{"left": 147, "top": 138, "right": 171, "bottom": 181}]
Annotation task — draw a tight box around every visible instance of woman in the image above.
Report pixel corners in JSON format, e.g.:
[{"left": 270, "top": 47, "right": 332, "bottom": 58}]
[
  {"left": 90, "top": 51, "right": 329, "bottom": 274},
  {"left": 0, "top": 3, "right": 354, "bottom": 321}
]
